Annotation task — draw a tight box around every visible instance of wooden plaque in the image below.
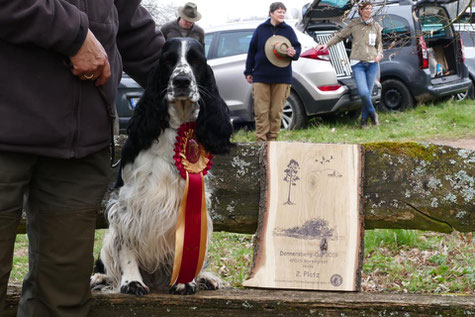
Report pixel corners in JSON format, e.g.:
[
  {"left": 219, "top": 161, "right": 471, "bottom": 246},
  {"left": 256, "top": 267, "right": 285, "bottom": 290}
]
[{"left": 243, "top": 142, "right": 364, "bottom": 291}]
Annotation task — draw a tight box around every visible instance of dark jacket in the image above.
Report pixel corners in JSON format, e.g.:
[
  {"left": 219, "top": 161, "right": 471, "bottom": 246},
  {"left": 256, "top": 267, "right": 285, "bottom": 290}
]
[
  {"left": 244, "top": 19, "right": 301, "bottom": 84},
  {"left": 0, "top": 0, "right": 164, "bottom": 159},
  {"left": 160, "top": 18, "right": 205, "bottom": 46}
]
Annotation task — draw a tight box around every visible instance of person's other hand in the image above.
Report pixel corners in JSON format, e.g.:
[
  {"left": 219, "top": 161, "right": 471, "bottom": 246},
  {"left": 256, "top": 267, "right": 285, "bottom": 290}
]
[
  {"left": 70, "top": 30, "right": 111, "bottom": 86},
  {"left": 246, "top": 75, "right": 253, "bottom": 84},
  {"left": 288, "top": 46, "right": 296, "bottom": 57},
  {"left": 315, "top": 44, "right": 327, "bottom": 51},
  {"left": 375, "top": 54, "right": 383, "bottom": 62}
]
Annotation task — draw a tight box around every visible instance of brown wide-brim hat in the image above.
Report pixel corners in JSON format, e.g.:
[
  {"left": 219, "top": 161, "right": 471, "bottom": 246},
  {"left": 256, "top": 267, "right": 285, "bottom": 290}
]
[
  {"left": 178, "top": 2, "right": 202, "bottom": 23},
  {"left": 264, "top": 35, "right": 292, "bottom": 68}
]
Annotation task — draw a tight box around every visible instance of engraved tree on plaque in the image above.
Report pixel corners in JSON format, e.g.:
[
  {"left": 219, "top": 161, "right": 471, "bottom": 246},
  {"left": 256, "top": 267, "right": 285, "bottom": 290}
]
[{"left": 283, "top": 159, "right": 300, "bottom": 205}]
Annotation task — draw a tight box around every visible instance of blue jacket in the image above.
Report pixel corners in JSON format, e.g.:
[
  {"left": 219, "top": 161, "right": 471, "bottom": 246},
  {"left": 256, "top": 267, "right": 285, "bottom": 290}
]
[{"left": 244, "top": 19, "right": 301, "bottom": 84}]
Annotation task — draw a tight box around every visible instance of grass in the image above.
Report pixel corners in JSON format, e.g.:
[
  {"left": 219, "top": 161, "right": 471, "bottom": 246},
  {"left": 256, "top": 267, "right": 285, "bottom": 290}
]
[
  {"left": 9, "top": 99, "right": 475, "bottom": 294},
  {"left": 9, "top": 235, "right": 29, "bottom": 285},
  {"left": 207, "top": 232, "right": 254, "bottom": 287},
  {"left": 10, "top": 229, "right": 474, "bottom": 294},
  {"left": 362, "top": 230, "right": 474, "bottom": 293},
  {"left": 232, "top": 99, "right": 475, "bottom": 144}
]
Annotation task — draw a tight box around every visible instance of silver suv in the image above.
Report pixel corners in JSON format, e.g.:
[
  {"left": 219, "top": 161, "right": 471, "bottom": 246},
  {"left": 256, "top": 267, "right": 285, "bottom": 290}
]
[
  {"left": 205, "top": 21, "right": 381, "bottom": 129},
  {"left": 115, "top": 21, "right": 382, "bottom": 133}
]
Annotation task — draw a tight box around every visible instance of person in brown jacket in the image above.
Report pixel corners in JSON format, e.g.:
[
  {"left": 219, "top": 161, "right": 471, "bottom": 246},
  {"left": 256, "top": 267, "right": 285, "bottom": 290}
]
[
  {"left": 316, "top": 1, "right": 383, "bottom": 128},
  {"left": 0, "top": 1, "right": 164, "bottom": 316},
  {"left": 160, "top": 2, "right": 205, "bottom": 46}
]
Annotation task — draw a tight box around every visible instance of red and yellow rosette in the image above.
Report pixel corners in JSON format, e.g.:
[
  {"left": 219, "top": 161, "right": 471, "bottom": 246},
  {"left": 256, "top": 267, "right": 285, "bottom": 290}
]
[{"left": 170, "top": 122, "right": 213, "bottom": 285}]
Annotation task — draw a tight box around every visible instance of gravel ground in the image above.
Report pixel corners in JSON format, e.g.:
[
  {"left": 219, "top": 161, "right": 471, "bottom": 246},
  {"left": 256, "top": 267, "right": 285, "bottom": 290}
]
[{"left": 429, "top": 138, "right": 475, "bottom": 150}]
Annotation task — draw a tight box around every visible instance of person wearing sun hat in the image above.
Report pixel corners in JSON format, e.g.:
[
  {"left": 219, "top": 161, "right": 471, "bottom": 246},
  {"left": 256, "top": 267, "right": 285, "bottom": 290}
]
[
  {"left": 160, "top": 2, "right": 205, "bottom": 46},
  {"left": 244, "top": 2, "right": 301, "bottom": 142}
]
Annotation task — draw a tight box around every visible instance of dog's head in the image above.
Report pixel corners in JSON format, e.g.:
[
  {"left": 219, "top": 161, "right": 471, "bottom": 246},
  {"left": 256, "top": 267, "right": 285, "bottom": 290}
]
[
  {"left": 162, "top": 38, "right": 202, "bottom": 104},
  {"left": 157, "top": 38, "right": 207, "bottom": 127},
  {"left": 124, "top": 38, "right": 234, "bottom": 167}
]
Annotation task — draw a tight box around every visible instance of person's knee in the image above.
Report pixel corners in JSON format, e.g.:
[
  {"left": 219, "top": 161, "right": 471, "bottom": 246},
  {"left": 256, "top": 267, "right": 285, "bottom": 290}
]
[{"left": 358, "top": 89, "right": 371, "bottom": 101}]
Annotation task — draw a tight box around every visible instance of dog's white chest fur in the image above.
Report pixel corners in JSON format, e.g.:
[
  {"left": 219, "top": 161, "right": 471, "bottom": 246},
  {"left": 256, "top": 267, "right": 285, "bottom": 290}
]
[{"left": 116, "top": 129, "right": 185, "bottom": 271}]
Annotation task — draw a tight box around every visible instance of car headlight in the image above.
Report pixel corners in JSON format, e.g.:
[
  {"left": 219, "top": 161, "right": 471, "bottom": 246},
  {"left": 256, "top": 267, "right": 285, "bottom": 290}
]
[{"left": 128, "top": 97, "right": 141, "bottom": 109}]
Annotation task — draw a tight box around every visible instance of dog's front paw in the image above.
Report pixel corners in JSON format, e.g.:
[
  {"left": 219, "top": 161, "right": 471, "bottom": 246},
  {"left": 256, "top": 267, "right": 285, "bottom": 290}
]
[
  {"left": 120, "top": 281, "right": 150, "bottom": 296},
  {"left": 90, "top": 273, "right": 112, "bottom": 291},
  {"left": 197, "top": 272, "right": 223, "bottom": 290},
  {"left": 169, "top": 281, "right": 197, "bottom": 295}
]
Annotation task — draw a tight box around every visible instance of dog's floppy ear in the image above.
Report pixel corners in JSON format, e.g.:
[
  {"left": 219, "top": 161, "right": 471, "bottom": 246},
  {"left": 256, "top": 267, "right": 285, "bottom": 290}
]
[
  {"left": 122, "top": 66, "right": 170, "bottom": 167},
  {"left": 196, "top": 65, "right": 234, "bottom": 155}
]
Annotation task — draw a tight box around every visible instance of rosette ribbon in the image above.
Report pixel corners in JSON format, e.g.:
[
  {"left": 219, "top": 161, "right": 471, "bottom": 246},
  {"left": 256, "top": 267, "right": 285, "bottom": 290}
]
[{"left": 170, "top": 122, "right": 213, "bottom": 285}]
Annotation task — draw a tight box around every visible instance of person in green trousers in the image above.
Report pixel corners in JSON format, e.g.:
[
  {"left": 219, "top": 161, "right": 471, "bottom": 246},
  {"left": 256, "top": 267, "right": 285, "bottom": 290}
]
[{"left": 0, "top": 0, "right": 165, "bottom": 315}]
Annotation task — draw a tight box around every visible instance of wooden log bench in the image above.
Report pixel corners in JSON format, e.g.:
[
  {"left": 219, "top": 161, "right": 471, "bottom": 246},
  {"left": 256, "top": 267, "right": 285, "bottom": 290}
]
[
  {"left": 5, "top": 286, "right": 474, "bottom": 316},
  {"left": 8, "top": 141, "right": 475, "bottom": 316}
]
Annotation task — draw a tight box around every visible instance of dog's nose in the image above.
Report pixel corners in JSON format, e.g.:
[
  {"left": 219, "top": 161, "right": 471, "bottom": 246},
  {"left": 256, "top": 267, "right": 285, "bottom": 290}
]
[{"left": 173, "top": 75, "right": 191, "bottom": 89}]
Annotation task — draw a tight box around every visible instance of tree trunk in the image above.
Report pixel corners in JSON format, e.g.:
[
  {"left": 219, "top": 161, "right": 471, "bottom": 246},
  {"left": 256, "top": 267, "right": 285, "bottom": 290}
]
[
  {"left": 210, "top": 141, "right": 474, "bottom": 233},
  {"left": 243, "top": 143, "right": 364, "bottom": 292},
  {"left": 4, "top": 286, "right": 475, "bottom": 317},
  {"left": 16, "top": 141, "right": 475, "bottom": 234}
]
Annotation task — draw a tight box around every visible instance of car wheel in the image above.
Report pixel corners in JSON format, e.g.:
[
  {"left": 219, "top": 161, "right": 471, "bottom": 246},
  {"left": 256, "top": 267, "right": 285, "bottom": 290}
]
[
  {"left": 379, "top": 79, "right": 414, "bottom": 112},
  {"left": 468, "top": 81, "right": 475, "bottom": 99},
  {"left": 281, "top": 91, "right": 307, "bottom": 130},
  {"left": 453, "top": 90, "right": 468, "bottom": 101},
  {"left": 453, "top": 80, "right": 474, "bottom": 101}
]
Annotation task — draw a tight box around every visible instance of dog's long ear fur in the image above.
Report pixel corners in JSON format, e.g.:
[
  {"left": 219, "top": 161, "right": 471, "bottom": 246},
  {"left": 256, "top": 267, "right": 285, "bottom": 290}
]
[
  {"left": 115, "top": 67, "right": 169, "bottom": 188},
  {"left": 120, "top": 64, "right": 170, "bottom": 172},
  {"left": 196, "top": 65, "right": 234, "bottom": 155}
]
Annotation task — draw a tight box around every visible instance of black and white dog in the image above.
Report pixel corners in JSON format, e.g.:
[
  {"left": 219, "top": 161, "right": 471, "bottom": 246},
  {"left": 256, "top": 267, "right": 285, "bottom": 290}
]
[{"left": 90, "top": 38, "right": 234, "bottom": 295}]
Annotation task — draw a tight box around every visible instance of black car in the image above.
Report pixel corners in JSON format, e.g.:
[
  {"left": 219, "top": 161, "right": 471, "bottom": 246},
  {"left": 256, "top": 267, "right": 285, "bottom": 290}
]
[
  {"left": 299, "top": 0, "right": 472, "bottom": 111},
  {"left": 454, "top": 22, "right": 475, "bottom": 99},
  {"left": 116, "top": 73, "right": 142, "bottom": 134}
]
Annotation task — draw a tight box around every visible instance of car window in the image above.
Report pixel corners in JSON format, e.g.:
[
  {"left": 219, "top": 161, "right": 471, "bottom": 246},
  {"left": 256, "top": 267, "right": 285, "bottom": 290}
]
[
  {"left": 216, "top": 31, "right": 254, "bottom": 58},
  {"left": 303, "top": 0, "right": 352, "bottom": 19},
  {"left": 461, "top": 31, "right": 475, "bottom": 47},
  {"left": 204, "top": 33, "right": 214, "bottom": 58},
  {"left": 319, "top": 0, "right": 350, "bottom": 8},
  {"left": 377, "top": 14, "right": 412, "bottom": 49},
  {"left": 417, "top": 6, "right": 452, "bottom": 38},
  {"left": 459, "top": 13, "right": 475, "bottom": 24},
  {"left": 443, "top": 0, "right": 472, "bottom": 22}
]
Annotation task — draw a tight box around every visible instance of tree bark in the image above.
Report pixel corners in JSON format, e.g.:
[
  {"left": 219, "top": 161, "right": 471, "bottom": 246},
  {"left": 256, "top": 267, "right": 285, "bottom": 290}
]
[
  {"left": 16, "top": 141, "right": 475, "bottom": 234},
  {"left": 4, "top": 286, "right": 475, "bottom": 317}
]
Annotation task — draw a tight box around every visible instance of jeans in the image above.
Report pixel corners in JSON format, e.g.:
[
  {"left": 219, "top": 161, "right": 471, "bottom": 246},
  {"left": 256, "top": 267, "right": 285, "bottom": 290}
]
[{"left": 351, "top": 61, "right": 379, "bottom": 120}]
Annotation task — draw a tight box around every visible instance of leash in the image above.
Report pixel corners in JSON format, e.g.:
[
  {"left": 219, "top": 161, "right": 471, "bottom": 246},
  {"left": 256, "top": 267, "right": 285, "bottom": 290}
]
[{"left": 96, "top": 86, "right": 119, "bottom": 167}]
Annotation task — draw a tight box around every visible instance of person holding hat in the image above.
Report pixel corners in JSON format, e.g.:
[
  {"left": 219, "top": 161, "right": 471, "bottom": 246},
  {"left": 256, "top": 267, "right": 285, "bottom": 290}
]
[
  {"left": 160, "top": 2, "right": 205, "bottom": 46},
  {"left": 244, "top": 2, "right": 301, "bottom": 142},
  {"left": 315, "top": 1, "right": 382, "bottom": 128}
]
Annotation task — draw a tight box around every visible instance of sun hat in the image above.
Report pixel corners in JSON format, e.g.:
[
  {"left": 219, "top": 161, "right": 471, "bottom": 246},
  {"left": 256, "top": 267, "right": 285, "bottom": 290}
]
[
  {"left": 264, "top": 35, "right": 292, "bottom": 67},
  {"left": 178, "top": 2, "right": 202, "bottom": 23}
]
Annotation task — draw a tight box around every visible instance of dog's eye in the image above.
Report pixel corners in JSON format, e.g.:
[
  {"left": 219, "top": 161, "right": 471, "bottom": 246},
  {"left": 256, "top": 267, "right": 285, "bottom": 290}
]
[
  {"left": 161, "top": 53, "right": 178, "bottom": 68},
  {"left": 186, "top": 51, "right": 204, "bottom": 66}
]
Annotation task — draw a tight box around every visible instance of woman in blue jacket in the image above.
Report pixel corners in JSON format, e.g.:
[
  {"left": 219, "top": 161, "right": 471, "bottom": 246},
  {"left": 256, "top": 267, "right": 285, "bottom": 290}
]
[{"left": 244, "top": 2, "right": 301, "bottom": 141}]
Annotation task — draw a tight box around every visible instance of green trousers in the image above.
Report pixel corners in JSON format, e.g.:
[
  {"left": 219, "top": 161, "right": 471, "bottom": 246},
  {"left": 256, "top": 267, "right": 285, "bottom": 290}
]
[{"left": 0, "top": 149, "right": 111, "bottom": 317}]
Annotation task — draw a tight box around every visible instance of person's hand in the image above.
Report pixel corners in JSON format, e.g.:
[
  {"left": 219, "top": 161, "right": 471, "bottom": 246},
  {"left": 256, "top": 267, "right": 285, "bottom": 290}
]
[
  {"left": 287, "top": 46, "right": 296, "bottom": 57},
  {"left": 315, "top": 44, "right": 328, "bottom": 51},
  {"left": 246, "top": 75, "right": 253, "bottom": 84},
  {"left": 375, "top": 54, "right": 383, "bottom": 62},
  {"left": 70, "top": 30, "right": 111, "bottom": 86}
]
